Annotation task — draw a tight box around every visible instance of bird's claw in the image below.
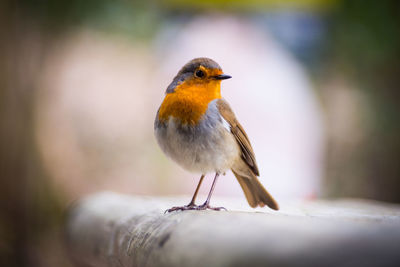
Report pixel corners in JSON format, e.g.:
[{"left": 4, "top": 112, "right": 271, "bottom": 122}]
[
  {"left": 198, "top": 204, "right": 227, "bottom": 211},
  {"left": 165, "top": 203, "right": 227, "bottom": 213},
  {"left": 164, "top": 204, "right": 199, "bottom": 213}
]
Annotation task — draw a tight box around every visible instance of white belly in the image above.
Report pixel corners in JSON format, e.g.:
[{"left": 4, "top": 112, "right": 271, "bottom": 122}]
[{"left": 155, "top": 101, "right": 240, "bottom": 174}]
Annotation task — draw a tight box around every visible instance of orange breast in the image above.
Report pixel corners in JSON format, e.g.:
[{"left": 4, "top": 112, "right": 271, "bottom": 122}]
[{"left": 158, "top": 80, "right": 221, "bottom": 125}]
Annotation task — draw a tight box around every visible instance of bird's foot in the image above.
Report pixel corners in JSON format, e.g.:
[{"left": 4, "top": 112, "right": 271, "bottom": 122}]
[
  {"left": 197, "top": 203, "right": 227, "bottom": 211},
  {"left": 165, "top": 203, "right": 227, "bottom": 213},
  {"left": 165, "top": 203, "right": 200, "bottom": 213}
]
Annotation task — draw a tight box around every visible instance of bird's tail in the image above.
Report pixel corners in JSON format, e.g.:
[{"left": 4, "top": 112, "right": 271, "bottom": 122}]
[{"left": 232, "top": 170, "right": 279, "bottom": 210}]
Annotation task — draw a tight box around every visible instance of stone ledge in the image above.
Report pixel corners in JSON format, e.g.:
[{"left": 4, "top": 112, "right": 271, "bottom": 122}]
[{"left": 65, "top": 192, "right": 400, "bottom": 267}]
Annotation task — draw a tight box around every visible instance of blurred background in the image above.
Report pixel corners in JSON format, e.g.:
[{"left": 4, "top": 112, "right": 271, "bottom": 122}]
[{"left": 1, "top": 0, "right": 399, "bottom": 266}]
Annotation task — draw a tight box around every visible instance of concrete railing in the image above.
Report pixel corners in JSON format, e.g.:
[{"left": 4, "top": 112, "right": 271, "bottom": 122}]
[{"left": 65, "top": 192, "right": 400, "bottom": 267}]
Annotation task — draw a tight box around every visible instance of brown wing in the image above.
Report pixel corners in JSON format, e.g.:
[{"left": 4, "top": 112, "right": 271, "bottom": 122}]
[{"left": 217, "top": 98, "right": 260, "bottom": 176}]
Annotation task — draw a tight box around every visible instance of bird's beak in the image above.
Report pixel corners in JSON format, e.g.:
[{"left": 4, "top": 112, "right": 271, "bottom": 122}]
[{"left": 213, "top": 74, "right": 232, "bottom": 80}]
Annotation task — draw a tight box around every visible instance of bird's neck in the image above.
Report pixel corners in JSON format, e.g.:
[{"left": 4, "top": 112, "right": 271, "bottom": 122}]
[{"left": 158, "top": 81, "right": 221, "bottom": 125}]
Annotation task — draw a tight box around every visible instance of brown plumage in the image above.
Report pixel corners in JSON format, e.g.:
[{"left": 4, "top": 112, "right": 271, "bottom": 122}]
[{"left": 217, "top": 99, "right": 279, "bottom": 210}]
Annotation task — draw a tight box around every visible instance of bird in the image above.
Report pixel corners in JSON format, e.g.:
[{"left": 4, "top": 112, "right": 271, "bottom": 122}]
[{"left": 154, "top": 57, "right": 279, "bottom": 212}]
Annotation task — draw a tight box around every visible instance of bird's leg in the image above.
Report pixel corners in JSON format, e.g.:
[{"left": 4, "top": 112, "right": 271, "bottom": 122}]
[
  {"left": 187, "top": 174, "right": 205, "bottom": 206},
  {"left": 165, "top": 174, "right": 205, "bottom": 213},
  {"left": 199, "top": 173, "right": 227, "bottom": 211}
]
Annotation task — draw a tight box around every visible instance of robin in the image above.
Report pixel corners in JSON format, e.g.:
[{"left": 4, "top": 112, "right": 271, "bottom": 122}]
[{"left": 155, "top": 57, "right": 279, "bottom": 212}]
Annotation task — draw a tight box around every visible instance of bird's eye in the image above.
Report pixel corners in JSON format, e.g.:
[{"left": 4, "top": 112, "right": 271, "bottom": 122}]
[{"left": 195, "top": 70, "right": 205, "bottom": 78}]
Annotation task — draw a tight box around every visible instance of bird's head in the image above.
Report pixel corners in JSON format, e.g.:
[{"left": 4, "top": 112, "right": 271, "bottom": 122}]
[
  {"left": 165, "top": 57, "right": 231, "bottom": 95},
  {"left": 158, "top": 58, "right": 231, "bottom": 125}
]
